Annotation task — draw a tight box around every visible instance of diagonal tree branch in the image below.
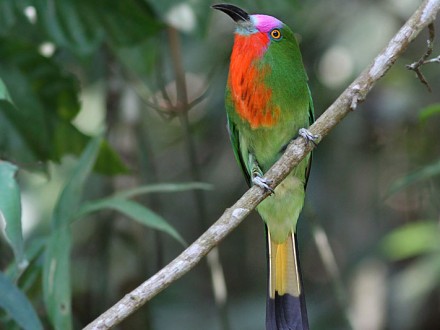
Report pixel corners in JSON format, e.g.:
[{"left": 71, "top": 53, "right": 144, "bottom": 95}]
[{"left": 84, "top": 1, "right": 440, "bottom": 329}]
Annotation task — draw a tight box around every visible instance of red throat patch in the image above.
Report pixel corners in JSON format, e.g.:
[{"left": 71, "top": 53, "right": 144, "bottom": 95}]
[{"left": 228, "top": 33, "right": 280, "bottom": 129}]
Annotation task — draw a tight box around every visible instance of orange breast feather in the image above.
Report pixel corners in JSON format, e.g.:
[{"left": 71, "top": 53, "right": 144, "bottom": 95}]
[{"left": 229, "top": 33, "right": 279, "bottom": 129}]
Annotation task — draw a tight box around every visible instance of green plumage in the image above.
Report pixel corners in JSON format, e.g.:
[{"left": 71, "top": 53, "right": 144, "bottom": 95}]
[
  {"left": 225, "top": 23, "right": 313, "bottom": 242},
  {"left": 213, "top": 4, "right": 313, "bottom": 328}
]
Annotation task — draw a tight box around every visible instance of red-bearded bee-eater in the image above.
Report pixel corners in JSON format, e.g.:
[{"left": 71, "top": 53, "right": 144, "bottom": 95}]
[{"left": 212, "top": 4, "right": 317, "bottom": 330}]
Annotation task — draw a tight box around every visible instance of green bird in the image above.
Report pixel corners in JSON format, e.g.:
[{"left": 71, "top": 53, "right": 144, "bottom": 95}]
[{"left": 212, "top": 4, "right": 316, "bottom": 330}]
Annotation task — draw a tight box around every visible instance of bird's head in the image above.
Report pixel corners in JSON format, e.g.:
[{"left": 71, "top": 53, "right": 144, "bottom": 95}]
[{"left": 212, "top": 3, "right": 285, "bottom": 41}]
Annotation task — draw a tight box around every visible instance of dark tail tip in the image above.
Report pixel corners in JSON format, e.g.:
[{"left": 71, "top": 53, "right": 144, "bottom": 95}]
[{"left": 266, "top": 292, "right": 309, "bottom": 330}]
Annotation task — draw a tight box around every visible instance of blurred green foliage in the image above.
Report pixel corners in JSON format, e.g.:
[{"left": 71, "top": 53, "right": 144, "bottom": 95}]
[{"left": 0, "top": 0, "right": 440, "bottom": 329}]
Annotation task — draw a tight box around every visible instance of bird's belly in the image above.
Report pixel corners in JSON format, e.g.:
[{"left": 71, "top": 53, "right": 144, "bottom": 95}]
[
  {"left": 256, "top": 160, "right": 308, "bottom": 243},
  {"left": 248, "top": 126, "right": 299, "bottom": 171}
]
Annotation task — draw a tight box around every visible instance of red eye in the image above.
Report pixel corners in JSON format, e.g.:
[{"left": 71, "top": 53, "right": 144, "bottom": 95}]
[{"left": 270, "top": 29, "right": 281, "bottom": 40}]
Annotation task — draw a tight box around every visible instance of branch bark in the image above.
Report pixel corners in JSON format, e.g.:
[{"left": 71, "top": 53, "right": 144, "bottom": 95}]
[{"left": 84, "top": 1, "right": 440, "bottom": 329}]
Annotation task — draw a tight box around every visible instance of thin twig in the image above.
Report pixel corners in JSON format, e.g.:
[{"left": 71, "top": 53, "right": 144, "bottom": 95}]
[
  {"left": 125, "top": 66, "right": 210, "bottom": 121},
  {"left": 83, "top": 1, "right": 440, "bottom": 328},
  {"left": 424, "top": 55, "right": 440, "bottom": 63},
  {"left": 406, "top": 23, "right": 438, "bottom": 91}
]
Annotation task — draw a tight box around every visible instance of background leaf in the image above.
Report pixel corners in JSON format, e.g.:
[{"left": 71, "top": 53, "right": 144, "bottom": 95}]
[
  {"left": 0, "top": 39, "right": 82, "bottom": 161},
  {"left": 76, "top": 198, "right": 186, "bottom": 246},
  {"left": 5, "top": 238, "right": 46, "bottom": 293},
  {"left": 0, "top": 78, "right": 13, "bottom": 102},
  {"left": 387, "top": 158, "right": 440, "bottom": 196},
  {"left": 381, "top": 221, "right": 440, "bottom": 260},
  {"left": 33, "top": 0, "right": 104, "bottom": 56},
  {"left": 0, "top": 271, "right": 43, "bottom": 330},
  {"left": 419, "top": 103, "right": 440, "bottom": 123},
  {"left": 90, "top": 0, "right": 163, "bottom": 46},
  {"left": 0, "top": 161, "right": 27, "bottom": 271},
  {"left": 33, "top": 0, "right": 163, "bottom": 56},
  {"left": 43, "top": 136, "right": 101, "bottom": 330},
  {"left": 113, "top": 182, "right": 213, "bottom": 199},
  {"left": 0, "top": 39, "right": 127, "bottom": 174}
]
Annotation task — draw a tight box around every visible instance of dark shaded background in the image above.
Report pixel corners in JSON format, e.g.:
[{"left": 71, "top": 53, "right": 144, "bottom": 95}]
[{"left": 1, "top": 0, "right": 440, "bottom": 329}]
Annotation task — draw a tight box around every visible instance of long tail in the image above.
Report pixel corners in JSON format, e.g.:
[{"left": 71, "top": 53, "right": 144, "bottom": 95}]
[{"left": 266, "top": 230, "right": 309, "bottom": 330}]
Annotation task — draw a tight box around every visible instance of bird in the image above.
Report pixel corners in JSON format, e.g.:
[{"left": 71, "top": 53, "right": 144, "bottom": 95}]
[{"left": 212, "top": 4, "right": 316, "bottom": 330}]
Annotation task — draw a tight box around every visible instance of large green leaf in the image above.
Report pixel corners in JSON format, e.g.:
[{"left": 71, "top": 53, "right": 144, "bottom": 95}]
[
  {"left": 6, "top": 238, "right": 46, "bottom": 293},
  {"left": 0, "top": 77, "right": 12, "bottom": 102},
  {"left": 0, "top": 272, "right": 43, "bottom": 330},
  {"left": 76, "top": 198, "right": 186, "bottom": 246},
  {"left": 0, "top": 77, "right": 38, "bottom": 165},
  {"left": 0, "top": 39, "right": 81, "bottom": 162},
  {"left": 419, "top": 103, "right": 440, "bottom": 123},
  {"left": 0, "top": 0, "right": 17, "bottom": 35},
  {"left": 33, "top": 0, "right": 104, "bottom": 56},
  {"left": 0, "top": 0, "right": 46, "bottom": 45},
  {"left": 94, "top": 139, "right": 129, "bottom": 176},
  {"left": 91, "top": 0, "right": 164, "bottom": 46},
  {"left": 73, "top": 182, "right": 211, "bottom": 245},
  {"left": 43, "top": 228, "right": 72, "bottom": 330},
  {"left": 381, "top": 221, "right": 440, "bottom": 260},
  {"left": 0, "top": 39, "right": 127, "bottom": 174},
  {"left": 113, "top": 182, "right": 213, "bottom": 199},
  {"left": 0, "top": 161, "right": 27, "bottom": 272},
  {"left": 33, "top": 0, "right": 163, "bottom": 56},
  {"left": 43, "top": 136, "right": 101, "bottom": 330}
]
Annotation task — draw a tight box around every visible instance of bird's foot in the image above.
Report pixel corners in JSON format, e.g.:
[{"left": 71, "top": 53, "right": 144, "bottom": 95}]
[
  {"left": 252, "top": 175, "right": 274, "bottom": 194},
  {"left": 298, "top": 128, "right": 319, "bottom": 146}
]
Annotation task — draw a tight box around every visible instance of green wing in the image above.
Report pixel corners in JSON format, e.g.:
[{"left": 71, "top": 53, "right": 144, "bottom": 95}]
[{"left": 227, "top": 115, "right": 251, "bottom": 186}]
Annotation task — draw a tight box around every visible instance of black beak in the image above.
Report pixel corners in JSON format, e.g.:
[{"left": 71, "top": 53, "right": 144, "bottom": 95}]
[{"left": 211, "top": 4, "right": 250, "bottom": 23}]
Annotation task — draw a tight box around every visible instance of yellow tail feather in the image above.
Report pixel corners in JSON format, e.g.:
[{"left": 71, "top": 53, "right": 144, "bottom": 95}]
[{"left": 268, "top": 232, "right": 301, "bottom": 298}]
